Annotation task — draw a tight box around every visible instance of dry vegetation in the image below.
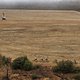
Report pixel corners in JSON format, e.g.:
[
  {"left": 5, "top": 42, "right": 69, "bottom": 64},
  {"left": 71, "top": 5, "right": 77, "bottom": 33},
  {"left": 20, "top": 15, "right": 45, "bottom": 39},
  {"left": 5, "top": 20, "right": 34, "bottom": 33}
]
[
  {"left": 0, "top": 10, "right": 80, "bottom": 63},
  {"left": 0, "top": 10, "right": 80, "bottom": 80}
]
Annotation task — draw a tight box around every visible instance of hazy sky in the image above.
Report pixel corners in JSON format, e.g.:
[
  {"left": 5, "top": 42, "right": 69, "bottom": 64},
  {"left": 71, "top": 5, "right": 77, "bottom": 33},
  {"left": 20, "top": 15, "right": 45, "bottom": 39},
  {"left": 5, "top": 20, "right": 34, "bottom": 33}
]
[
  {"left": 1, "top": 0, "right": 62, "bottom": 1},
  {"left": 0, "top": 0, "right": 79, "bottom": 3},
  {"left": 0, "top": 0, "right": 74, "bottom": 3},
  {"left": 0, "top": 0, "right": 79, "bottom": 2},
  {"left": 0, "top": 0, "right": 79, "bottom": 10},
  {"left": 0, "top": 0, "right": 62, "bottom": 4}
]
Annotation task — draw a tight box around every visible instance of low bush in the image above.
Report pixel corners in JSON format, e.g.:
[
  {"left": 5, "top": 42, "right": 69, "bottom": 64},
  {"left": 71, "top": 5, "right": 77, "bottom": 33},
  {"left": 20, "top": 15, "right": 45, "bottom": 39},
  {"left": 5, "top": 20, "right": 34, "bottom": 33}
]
[
  {"left": 23, "top": 60, "right": 33, "bottom": 71},
  {"left": 31, "top": 74, "right": 41, "bottom": 79},
  {"left": 0, "top": 55, "right": 10, "bottom": 66},
  {"left": 12, "top": 56, "right": 33, "bottom": 71},
  {"left": 52, "top": 60, "right": 75, "bottom": 73},
  {"left": 2, "top": 56, "right": 10, "bottom": 66},
  {"left": 74, "top": 74, "right": 80, "bottom": 80},
  {"left": 74, "top": 67, "right": 80, "bottom": 73}
]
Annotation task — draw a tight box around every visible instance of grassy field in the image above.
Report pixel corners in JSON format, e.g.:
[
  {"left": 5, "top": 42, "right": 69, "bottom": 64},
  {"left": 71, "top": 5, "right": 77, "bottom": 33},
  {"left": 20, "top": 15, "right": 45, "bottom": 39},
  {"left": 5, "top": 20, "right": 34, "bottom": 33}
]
[{"left": 0, "top": 10, "right": 80, "bottom": 66}]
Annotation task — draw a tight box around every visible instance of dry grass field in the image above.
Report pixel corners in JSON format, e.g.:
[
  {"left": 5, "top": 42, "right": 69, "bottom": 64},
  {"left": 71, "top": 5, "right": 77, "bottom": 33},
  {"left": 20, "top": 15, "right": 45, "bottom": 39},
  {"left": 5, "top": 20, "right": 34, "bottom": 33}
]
[{"left": 0, "top": 10, "right": 80, "bottom": 66}]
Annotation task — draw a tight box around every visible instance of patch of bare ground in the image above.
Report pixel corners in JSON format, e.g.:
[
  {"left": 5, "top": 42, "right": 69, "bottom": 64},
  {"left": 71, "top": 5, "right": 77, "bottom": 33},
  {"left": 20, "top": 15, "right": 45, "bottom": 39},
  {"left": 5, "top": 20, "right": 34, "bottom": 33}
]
[
  {"left": 0, "top": 66, "right": 61, "bottom": 80},
  {"left": 0, "top": 64, "right": 77, "bottom": 80}
]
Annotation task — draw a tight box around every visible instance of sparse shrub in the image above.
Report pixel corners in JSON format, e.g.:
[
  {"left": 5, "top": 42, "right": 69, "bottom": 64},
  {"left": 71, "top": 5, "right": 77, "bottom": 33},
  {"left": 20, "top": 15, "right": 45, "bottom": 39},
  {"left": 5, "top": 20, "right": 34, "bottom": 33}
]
[
  {"left": 74, "top": 74, "right": 80, "bottom": 80},
  {"left": 0, "top": 54, "right": 10, "bottom": 66},
  {"left": 12, "top": 56, "right": 33, "bottom": 71},
  {"left": 52, "top": 60, "right": 75, "bottom": 73},
  {"left": 2, "top": 56, "right": 9, "bottom": 66},
  {"left": 74, "top": 67, "right": 80, "bottom": 73},
  {"left": 31, "top": 74, "right": 41, "bottom": 80}
]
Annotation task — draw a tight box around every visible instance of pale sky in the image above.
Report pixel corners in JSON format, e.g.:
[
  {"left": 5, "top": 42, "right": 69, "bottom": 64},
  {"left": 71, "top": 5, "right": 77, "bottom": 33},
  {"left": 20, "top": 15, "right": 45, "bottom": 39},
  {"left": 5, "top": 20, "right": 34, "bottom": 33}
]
[
  {"left": 0, "top": 0, "right": 79, "bottom": 9},
  {"left": 0, "top": 0, "right": 79, "bottom": 3},
  {"left": 1, "top": 0, "right": 62, "bottom": 2},
  {"left": 0, "top": 0, "right": 78, "bottom": 3},
  {"left": 0, "top": 0, "right": 56, "bottom": 4},
  {"left": 0, "top": 0, "right": 64, "bottom": 5}
]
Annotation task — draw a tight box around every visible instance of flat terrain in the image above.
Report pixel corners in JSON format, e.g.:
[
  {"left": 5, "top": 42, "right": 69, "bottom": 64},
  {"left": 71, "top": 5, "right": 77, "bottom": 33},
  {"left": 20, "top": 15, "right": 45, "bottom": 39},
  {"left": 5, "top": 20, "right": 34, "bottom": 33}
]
[{"left": 0, "top": 10, "right": 80, "bottom": 66}]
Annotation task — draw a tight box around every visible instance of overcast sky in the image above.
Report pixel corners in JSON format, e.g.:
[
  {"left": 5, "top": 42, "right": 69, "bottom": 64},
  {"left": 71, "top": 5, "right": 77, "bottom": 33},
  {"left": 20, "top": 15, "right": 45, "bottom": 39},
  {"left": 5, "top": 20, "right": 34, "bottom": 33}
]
[
  {"left": 0, "top": 0, "right": 79, "bottom": 3},
  {"left": 1, "top": 0, "right": 79, "bottom": 2},
  {"left": 0, "top": 0, "right": 63, "bottom": 3},
  {"left": 0, "top": 0, "right": 79, "bottom": 10}
]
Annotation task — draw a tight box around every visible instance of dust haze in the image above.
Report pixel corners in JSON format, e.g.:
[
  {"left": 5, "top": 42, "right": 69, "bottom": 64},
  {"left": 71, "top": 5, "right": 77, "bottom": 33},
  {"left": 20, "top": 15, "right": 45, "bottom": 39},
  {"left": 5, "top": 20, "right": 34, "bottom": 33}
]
[{"left": 0, "top": 0, "right": 80, "bottom": 10}]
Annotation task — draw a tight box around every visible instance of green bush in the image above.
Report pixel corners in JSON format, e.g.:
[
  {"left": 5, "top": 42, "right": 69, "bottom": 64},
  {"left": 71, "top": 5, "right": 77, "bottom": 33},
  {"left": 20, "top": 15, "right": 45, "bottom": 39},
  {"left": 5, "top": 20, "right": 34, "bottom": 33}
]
[
  {"left": 12, "top": 56, "right": 33, "bottom": 71},
  {"left": 31, "top": 74, "right": 41, "bottom": 79},
  {"left": 23, "top": 60, "right": 33, "bottom": 71},
  {"left": 52, "top": 60, "right": 75, "bottom": 73},
  {"left": 74, "top": 74, "right": 80, "bottom": 80}
]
